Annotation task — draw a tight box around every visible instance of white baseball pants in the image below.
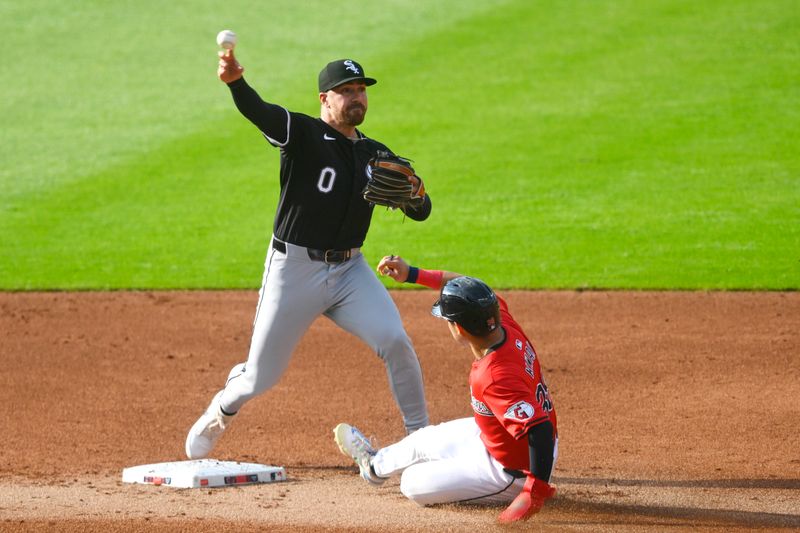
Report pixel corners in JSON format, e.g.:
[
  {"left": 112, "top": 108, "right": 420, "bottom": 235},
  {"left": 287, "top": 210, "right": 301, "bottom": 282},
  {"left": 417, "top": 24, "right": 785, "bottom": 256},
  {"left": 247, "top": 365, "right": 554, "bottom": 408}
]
[{"left": 372, "top": 417, "right": 558, "bottom": 506}]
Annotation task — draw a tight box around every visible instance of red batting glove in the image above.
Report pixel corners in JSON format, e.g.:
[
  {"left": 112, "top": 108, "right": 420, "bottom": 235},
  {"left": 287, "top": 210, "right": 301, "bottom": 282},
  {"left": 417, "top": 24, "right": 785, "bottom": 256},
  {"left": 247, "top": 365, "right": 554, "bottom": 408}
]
[{"left": 498, "top": 475, "right": 556, "bottom": 523}]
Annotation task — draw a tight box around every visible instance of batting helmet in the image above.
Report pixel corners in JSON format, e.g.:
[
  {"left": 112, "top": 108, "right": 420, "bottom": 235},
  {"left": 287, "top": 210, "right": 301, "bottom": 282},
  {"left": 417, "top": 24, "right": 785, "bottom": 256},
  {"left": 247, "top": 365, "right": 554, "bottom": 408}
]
[{"left": 431, "top": 276, "right": 500, "bottom": 337}]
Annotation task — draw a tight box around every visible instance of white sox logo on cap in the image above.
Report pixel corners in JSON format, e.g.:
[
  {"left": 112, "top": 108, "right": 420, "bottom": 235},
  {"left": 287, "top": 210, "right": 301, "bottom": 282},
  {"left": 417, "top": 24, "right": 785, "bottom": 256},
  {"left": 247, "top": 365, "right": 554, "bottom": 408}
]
[
  {"left": 319, "top": 59, "right": 376, "bottom": 92},
  {"left": 343, "top": 60, "right": 360, "bottom": 74}
]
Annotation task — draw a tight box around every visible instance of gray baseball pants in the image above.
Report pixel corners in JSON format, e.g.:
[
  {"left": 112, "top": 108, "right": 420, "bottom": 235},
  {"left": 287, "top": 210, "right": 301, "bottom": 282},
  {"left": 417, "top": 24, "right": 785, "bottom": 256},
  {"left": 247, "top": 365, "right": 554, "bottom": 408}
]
[{"left": 218, "top": 237, "right": 429, "bottom": 432}]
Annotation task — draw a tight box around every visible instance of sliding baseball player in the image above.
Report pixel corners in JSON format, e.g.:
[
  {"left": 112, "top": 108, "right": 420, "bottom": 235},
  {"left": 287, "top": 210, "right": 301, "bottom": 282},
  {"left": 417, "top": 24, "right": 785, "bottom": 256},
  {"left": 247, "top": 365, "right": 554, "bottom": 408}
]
[{"left": 335, "top": 255, "right": 558, "bottom": 523}]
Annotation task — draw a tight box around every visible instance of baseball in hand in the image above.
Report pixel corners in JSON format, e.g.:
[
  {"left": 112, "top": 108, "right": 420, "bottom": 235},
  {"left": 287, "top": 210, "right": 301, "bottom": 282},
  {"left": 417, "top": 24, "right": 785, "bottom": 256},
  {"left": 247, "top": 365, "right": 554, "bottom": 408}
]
[{"left": 216, "top": 30, "right": 237, "bottom": 50}]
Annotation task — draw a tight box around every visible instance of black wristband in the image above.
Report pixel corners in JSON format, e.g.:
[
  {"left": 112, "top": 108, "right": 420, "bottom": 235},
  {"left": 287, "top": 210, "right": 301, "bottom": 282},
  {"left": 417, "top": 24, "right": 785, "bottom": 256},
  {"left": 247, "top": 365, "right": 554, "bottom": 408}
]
[{"left": 406, "top": 266, "right": 419, "bottom": 284}]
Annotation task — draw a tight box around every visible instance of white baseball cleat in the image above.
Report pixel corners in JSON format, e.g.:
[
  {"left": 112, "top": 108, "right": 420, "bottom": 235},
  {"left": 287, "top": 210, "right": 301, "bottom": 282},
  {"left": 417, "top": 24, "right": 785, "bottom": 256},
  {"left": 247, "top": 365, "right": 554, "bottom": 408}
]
[
  {"left": 185, "top": 390, "right": 234, "bottom": 460},
  {"left": 333, "top": 423, "right": 386, "bottom": 486}
]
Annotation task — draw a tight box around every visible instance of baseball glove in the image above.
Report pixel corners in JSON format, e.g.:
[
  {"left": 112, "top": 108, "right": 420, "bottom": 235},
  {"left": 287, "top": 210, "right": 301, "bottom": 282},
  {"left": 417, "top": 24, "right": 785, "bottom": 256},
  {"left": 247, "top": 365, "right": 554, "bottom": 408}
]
[{"left": 363, "top": 151, "right": 425, "bottom": 210}]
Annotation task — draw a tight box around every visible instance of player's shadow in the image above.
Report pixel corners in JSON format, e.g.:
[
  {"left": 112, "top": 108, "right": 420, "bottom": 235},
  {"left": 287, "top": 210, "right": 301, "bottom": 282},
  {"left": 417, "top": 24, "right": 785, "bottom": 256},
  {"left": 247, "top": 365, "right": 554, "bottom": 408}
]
[
  {"left": 322, "top": 468, "right": 800, "bottom": 528},
  {"left": 554, "top": 476, "right": 800, "bottom": 490},
  {"left": 551, "top": 476, "right": 800, "bottom": 529}
]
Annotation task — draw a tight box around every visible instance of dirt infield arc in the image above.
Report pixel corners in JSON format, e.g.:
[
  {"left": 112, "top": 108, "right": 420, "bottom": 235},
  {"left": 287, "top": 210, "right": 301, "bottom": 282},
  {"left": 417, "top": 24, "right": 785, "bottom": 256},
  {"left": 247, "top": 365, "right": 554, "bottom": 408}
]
[{"left": 1, "top": 290, "right": 798, "bottom": 531}]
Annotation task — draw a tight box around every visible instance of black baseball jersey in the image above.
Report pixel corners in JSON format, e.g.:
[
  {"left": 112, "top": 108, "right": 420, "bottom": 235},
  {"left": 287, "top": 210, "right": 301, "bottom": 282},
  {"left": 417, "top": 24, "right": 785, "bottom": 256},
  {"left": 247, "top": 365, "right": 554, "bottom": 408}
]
[{"left": 227, "top": 78, "right": 431, "bottom": 250}]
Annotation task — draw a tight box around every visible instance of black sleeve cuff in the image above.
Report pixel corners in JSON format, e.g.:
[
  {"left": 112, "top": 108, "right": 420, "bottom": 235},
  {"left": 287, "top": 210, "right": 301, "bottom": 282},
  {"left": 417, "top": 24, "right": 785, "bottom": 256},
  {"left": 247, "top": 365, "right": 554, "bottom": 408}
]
[{"left": 527, "top": 421, "right": 555, "bottom": 481}]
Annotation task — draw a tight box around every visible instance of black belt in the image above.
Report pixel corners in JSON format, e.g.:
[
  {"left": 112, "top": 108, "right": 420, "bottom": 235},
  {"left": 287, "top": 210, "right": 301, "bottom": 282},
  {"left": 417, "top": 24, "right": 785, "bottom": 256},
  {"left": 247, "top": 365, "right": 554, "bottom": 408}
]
[{"left": 272, "top": 239, "right": 353, "bottom": 264}]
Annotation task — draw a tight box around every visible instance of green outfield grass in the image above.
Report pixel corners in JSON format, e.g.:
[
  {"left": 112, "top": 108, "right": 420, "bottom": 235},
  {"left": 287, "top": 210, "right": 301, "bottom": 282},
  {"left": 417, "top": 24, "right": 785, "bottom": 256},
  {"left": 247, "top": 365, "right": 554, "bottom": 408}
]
[{"left": 1, "top": 0, "right": 797, "bottom": 289}]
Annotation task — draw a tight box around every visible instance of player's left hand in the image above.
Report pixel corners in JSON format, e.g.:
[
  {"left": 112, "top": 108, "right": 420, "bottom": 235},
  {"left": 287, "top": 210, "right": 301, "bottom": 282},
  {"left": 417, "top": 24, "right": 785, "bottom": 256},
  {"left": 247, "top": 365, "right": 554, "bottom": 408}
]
[
  {"left": 498, "top": 476, "right": 556, "bottom": 523},
  {"left": 377, "top": 255, "right": 409, "bottom": 282}
]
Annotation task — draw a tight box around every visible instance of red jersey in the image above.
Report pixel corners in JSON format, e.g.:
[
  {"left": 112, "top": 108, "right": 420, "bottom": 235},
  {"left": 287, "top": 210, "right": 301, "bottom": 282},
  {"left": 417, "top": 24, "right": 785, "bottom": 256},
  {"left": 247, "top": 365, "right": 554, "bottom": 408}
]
[{"left": 469, "top": 296, "right": 557, "bottom": 471}]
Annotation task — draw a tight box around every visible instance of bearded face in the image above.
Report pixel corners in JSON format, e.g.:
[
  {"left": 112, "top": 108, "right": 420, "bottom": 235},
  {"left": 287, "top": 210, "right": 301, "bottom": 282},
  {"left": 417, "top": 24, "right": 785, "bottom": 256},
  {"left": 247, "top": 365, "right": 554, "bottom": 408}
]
[
  {"left": 343, "top": 100, "right": 366, "bottom": 126},
  {"left": 323, "top": 81, "right": 368, "bottom": 128}
]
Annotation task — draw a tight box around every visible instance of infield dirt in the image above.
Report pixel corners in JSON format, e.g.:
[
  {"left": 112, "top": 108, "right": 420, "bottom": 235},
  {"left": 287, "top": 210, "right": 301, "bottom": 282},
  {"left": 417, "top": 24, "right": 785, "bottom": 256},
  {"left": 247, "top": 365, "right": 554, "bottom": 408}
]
[{"left": 1, "top": 290, "right": 798, "bottom": 531}]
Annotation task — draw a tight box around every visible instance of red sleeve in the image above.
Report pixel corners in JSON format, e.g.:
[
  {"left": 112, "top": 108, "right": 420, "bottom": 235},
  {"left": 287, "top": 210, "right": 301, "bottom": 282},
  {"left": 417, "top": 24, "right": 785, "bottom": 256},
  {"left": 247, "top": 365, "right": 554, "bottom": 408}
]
[{"left": 482, "top": 374, "right": 550, "bottom": 440}]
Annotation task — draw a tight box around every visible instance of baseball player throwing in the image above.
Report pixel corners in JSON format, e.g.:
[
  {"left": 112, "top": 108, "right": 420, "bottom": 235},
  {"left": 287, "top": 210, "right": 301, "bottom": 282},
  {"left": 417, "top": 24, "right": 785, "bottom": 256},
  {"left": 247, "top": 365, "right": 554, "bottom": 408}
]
[
  {"left": 334, "top": 256, "right": 558, "bottom": 522},
  {"left": 185, "top": 47, "right": 432, "bottom": 459}
]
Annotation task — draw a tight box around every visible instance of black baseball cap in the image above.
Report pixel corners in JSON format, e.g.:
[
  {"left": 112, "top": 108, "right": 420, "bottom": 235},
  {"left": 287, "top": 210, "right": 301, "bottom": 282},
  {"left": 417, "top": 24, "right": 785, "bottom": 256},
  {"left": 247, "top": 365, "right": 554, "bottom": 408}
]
[{"left": 318, "top": 59, "right": 377, "bottom": 92}]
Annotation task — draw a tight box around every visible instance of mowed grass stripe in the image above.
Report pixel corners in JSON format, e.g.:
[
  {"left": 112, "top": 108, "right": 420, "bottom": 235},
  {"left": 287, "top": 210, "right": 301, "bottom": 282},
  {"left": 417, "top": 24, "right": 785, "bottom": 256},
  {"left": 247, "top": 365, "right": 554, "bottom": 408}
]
[
  {"left": 366, "top": 0, "right": 798, "bottom": 289},
  {"left": 1, "top": 0, "right": 797, "bottom": 289},
  {"left": 0, "top": 0, "right": 509, "bottom": 198},
  {"left": 1, "top": 1, "right": 511, "bottom": 289}
]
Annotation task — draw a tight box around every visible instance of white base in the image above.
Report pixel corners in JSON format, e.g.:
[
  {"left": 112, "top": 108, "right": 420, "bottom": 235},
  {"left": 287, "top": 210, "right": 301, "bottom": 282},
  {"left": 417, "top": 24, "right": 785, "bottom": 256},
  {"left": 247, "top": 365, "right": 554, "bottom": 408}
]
[{"left": 122, "top": 459, "right": 286, "bottom": 488}]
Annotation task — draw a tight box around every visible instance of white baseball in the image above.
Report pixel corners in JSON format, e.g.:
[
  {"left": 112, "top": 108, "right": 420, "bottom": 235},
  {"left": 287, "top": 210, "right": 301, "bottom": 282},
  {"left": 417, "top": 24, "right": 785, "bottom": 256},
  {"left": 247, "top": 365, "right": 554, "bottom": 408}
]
[{"left": 216, "top": 30, "right": 237, "bottom": 50}]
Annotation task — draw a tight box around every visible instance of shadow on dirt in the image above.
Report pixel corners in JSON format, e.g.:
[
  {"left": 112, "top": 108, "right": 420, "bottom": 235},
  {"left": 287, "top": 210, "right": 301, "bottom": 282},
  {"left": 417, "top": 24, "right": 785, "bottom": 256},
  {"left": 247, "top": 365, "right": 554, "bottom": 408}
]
[
  {"left": 552, "top": 477, "right": 800, "bottom": 529},
  {"left": 555, "top": 476, "right": 800, "bottom": 490}
]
